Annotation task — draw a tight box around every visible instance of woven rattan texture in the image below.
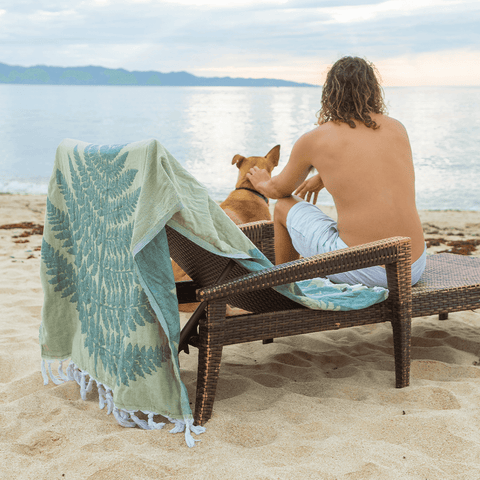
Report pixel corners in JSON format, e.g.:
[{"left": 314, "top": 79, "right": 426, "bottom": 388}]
[
  {"left": 414, "top": 253, "right": 480, "bottom": 291},
  {"left": 238, "top": 221, "right": 276, "bottom": 264},
  {"left": 195, "top": 301, "right": 225, "bottom": 425},
  {"left": 218, "top": 303, "right": 387, "bottom": 345},
  {"left": 165, "top": 224, "right": 299, "bottom": 312},
  {"left": 412, "top": 253, "right": 480, "bottom": 317}
]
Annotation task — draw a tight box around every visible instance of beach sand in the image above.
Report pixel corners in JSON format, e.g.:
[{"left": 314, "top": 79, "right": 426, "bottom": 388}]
[{"left": 1, "top": 194, "right": 479, "bottom": 479}]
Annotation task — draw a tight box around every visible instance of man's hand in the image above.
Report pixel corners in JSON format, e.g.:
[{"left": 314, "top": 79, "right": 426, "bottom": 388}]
[
  {"left": 247, "top": 166, "right": 271, "bottom": 196},
  {"left": 294, "top": 174, "right": 324, "bottom": 204}
]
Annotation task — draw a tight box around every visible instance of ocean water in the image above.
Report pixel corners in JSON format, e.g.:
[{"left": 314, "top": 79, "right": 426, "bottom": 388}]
[{"left": 0, "top": 84, "right": 479, "bottom": 211}]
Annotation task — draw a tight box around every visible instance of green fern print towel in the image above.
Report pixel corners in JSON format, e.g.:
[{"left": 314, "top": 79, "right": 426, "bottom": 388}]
[{"left": 40, "top": 138, "right": 388, "bottom": 446}]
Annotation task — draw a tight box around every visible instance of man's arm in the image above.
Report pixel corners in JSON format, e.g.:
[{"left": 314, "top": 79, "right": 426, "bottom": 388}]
[{"left": 247, "top": 133, "right": 314, "bottom": 199}]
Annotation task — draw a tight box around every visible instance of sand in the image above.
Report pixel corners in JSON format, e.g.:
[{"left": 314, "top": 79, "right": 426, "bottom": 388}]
[{"left": 1, "top": 194, "right": 479, "bottom": 479}]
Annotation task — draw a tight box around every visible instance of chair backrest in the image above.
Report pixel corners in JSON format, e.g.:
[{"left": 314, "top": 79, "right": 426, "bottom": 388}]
[{"left": 165, "top": 225, "right": 300, "bottom": 313}]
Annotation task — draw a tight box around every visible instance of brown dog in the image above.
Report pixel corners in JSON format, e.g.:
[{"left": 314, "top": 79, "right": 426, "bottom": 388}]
[
  {"left": 173, "top": 145, "right": 280, "bottom": 310},
  {"left": 219, "top": 145, "right": 280, "bottom": 224}
]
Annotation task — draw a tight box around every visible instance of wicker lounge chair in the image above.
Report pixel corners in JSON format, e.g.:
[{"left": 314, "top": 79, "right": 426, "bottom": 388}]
[
  {"left": 167, "top": 221, "right": 414, "bottom": 425},
  {"left": 170, "top": 220, "right": 480, "bottom": 425}
]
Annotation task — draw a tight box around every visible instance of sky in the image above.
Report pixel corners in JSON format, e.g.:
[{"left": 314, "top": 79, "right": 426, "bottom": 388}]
[{"left": 0, "top": 0, "right": 479, "bottom": 86}]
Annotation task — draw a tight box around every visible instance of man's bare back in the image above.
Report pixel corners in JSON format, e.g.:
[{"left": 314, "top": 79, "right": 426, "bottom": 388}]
[
  {"left": 305, "top": 113, "right": 425, "bottom": 262},
  {"left": 247, "top": 113, "right": 425, "bottom": 263}
]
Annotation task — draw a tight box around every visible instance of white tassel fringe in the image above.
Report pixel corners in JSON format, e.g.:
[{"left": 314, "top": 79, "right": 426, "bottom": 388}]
[{"left": 41, "top": 359, "right": 205, "bottom": 447}]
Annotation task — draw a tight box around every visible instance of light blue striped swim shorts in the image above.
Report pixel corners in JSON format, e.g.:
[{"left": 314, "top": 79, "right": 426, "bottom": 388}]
[{"left": 286, "top": 201, "right": 427, "bottom": 288}]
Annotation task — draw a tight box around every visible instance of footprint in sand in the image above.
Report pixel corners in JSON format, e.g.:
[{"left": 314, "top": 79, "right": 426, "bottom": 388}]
[
  {"left": 213, "top": 376, "right": 251, "bottom": 401},
  {"left": 87, "top": 459, "right": 176, "bottom": 479},
  {"left": 12, "top": 430, "right": 67, "bottom": 460},
  {"left": 419, "top": 328, "right": 450, "bottom": 339},
  {"left": 217, "top": 421, "right": 278, "bottom": 448},
  {"left": 411, "top": 360, "right": 480, "bottom": 382},
  {"left": 224, "top": 351, "right": 318, "bottom": 384},
  {"left": 378, "top": 385, "right": 461, "bottom": 410},
  {"left": 292, "top": 421, "right": 335, "bottom": 441},
  {"left": 81, "top": 435, "right": 125, "bottom": 453},
  {"left": 271, "top": 352, "right": 312, "bottom": 367},
  {"left": 250, "top": 373, "right": 287, "bottom": 388}
]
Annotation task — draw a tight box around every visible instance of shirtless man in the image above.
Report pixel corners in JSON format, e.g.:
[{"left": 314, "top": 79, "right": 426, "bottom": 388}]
[{"left": 247, "top": 56, "right": 426, "bottom": 288}]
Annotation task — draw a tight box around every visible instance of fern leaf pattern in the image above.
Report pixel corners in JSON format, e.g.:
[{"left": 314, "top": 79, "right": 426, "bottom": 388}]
[{"left": 42, "top": 143, "right": 170, "bottom": 387}]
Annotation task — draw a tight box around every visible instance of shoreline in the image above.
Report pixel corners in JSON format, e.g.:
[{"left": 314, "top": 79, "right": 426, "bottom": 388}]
[
  {"left": 1, "top": 191, "right": 479, "bottom": 213},
  {"left": 2, "top": 194, "right": 478, "bottom": 258}
]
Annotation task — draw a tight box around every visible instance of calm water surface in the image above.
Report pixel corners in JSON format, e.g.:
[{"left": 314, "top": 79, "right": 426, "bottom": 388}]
[{"left": 0, "top": 84, "right": 478, "bottom": 210}]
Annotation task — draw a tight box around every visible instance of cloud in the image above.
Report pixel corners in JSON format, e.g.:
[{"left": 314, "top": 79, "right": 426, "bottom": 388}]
[
  {"left": 27, "top": 9, "right": 78, "bottom": 23},
  {"left": 378, "top": 48, "right": 480, "bottom": 86},
  {"left": 0, "top": 0, "right": 479, "bottom": 85},
  {"left": 314, "top": 0, "right": 477, "bottom": 24},
  {"left": 161, "top": 0, "right": 288, "bottom": 6}
]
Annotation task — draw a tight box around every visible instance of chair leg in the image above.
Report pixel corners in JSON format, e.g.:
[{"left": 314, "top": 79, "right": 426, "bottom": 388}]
[
  {"left": 391, "top": 317, "right": 411, "bottom": 388},
  {"left": 193, "top": 301, "right": 226, "bottom": 426},
  {"left": 194, "top": 341, "right": 223, "bottom": 425}
]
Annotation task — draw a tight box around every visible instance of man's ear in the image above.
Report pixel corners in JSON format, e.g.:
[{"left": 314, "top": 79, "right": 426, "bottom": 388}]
[
  {"left": 232, "top": 154, "right": 245, "bottom": 168},
  {"left": 266, "top": 145, "right": 280, "bottom": 167}
]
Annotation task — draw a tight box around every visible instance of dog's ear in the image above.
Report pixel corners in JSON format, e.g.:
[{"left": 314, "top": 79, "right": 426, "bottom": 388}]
[
  {"left": 232, "top": 154, "right": 245, "bottom": 168},
  {"left": 266, "top": 145, "right": 280, "bottom": 167}
]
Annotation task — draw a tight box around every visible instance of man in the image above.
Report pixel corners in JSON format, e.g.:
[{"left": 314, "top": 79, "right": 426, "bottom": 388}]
[{"left": 247, "top": 56, "right": 426, "bottom": 287}]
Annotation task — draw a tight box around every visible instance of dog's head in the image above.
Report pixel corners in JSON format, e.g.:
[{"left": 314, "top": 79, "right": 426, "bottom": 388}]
[{"left": 231, "top": 145, "right": 280, "bottom": 189}]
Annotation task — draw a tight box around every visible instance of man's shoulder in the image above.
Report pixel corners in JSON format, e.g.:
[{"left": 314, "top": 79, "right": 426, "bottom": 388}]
[
  {"left": 300, "top": 123, "right": 333, "bottom": 142},
  {"left": 379, "top": 114, "right": 407, "bottom": 131},
  {"left": 294, "top": 127, "right": 321, "bottom": 147},
  {"left": 379, "top": 115, "right": 410, "bottom": 142},
  {"left": 293, "top": 126, "right": 330, "bottom": 155}
]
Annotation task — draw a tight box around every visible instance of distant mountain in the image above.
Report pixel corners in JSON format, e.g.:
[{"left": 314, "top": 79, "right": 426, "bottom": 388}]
[{"left": 0, "top": 63, "right": 316, "bottom": 87}]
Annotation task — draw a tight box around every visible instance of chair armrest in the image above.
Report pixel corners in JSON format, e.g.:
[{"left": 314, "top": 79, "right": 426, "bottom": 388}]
[{"left": 197, "top": 236, "right": 411, "bottom": 302}]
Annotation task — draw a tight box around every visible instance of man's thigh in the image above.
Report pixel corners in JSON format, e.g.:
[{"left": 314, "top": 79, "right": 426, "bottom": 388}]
[
  {"left": 285, "top": 201, "right": 389, "bottom": 287},
  {"left": 274, "top": 195, "right": 305, "bottom": 227},
  {"left": 286, "top": 201, "right": 340, "bottom": 257}
]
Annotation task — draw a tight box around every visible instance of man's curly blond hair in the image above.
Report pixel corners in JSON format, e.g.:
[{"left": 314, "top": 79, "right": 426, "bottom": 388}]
[{"left": 317, "top": 56, "right": 387, "bottom": 130}]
